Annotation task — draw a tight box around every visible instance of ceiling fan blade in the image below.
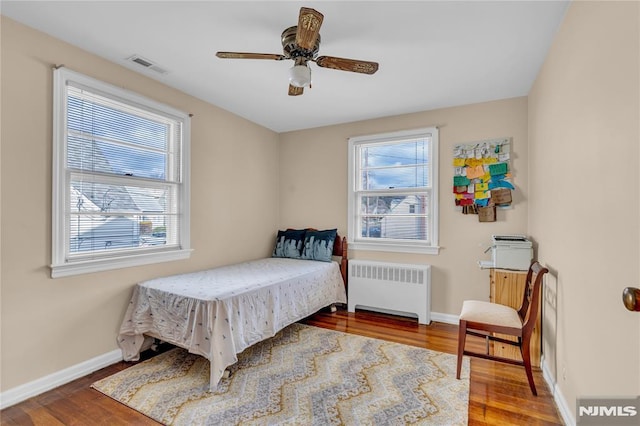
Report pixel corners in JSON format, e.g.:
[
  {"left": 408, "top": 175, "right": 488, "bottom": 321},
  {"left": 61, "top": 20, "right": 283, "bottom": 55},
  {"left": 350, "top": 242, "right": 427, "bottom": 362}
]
[
  {"left": 288, "top": 84, "right": 304, "bottom": 96},
  {"left": 216, "top": 52, "right": 286, "bottom": 61},
  {"left": 295, "top": 7, "right": 324, "bottom": 51},
  {"left": 315, "top": 56, "right": 379, "bottom": 75}
]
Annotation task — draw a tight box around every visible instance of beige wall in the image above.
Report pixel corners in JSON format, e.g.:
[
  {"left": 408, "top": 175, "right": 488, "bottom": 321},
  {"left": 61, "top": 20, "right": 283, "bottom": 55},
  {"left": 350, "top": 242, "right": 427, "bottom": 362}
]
[
  {"left": 4, "top": 3, "right": 639, "bottom": 419},
  {"left": 279, "top": 97, "right": 530, "bottom": 316},
  {"left": 528, "top": 0, "right": 639, "bottom": 420},
  {"left": 0, "top": 17, "right": 279, "bottom": 391}
]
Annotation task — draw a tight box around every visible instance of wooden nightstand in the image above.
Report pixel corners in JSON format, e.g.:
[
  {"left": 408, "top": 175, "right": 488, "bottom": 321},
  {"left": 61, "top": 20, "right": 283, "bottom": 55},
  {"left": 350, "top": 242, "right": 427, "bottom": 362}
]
[{"left": 489, "top": 269, "right": 541, "bottom": 367}]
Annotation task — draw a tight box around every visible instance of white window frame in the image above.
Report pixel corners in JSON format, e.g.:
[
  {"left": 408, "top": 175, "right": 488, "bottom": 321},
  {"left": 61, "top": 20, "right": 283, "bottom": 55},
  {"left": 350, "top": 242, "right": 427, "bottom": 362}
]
[
  {"left": 51, "top": 68, "right": 191, "bottom": 278},
  {"left": 348, "top": 127, "right": 439, "bottom": 254}
]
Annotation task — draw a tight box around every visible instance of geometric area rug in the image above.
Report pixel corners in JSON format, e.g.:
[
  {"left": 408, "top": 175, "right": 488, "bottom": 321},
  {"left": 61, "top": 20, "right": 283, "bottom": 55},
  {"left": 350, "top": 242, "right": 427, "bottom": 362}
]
[{"left": 92, "top": 323, "right": 470, "bottom": 425}]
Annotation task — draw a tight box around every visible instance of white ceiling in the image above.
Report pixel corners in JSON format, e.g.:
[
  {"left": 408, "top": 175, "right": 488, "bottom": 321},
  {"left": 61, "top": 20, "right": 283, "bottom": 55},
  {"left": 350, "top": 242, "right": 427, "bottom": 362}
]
[{"left": 1, "top": 1, "right": 569, "bottom": 133}]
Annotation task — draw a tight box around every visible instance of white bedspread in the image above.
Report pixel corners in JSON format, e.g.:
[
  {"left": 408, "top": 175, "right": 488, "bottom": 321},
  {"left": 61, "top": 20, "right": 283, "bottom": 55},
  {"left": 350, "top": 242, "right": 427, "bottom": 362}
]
[{"left": 117, "top": 257, "right": 346, "bottom": 389}]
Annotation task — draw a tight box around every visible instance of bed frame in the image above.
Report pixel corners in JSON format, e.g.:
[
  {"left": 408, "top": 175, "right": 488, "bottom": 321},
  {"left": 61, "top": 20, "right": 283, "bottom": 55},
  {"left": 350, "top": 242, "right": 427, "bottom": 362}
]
[
  {"left": 333, "top": 235, "right": 349, "bottom": 287},
  {"left": 119, "top": 228, "right": 349, "bottom": 390}
]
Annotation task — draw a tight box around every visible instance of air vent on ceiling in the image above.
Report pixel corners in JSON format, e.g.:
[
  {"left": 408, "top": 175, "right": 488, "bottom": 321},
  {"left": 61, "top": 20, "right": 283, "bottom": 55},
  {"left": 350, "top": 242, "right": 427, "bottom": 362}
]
[{"left": 126, "top": 54, "right": 169, "bottom": 75}]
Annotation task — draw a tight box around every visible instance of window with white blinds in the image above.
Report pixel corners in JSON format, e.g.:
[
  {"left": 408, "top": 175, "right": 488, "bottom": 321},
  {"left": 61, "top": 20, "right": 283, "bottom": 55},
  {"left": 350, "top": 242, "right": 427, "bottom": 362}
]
[
  {"left": 348, "top": 128, "right": 439, "bottom": 254},
  {"left": 51, "top": 68, "right": 191, "bottom": 277}
]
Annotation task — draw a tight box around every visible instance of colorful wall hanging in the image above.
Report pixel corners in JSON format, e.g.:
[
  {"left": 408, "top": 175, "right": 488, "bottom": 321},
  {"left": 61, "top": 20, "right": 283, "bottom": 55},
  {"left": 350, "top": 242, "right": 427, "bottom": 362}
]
[{"left": 452, "top": 138, "right": 513, "bottom": 221}]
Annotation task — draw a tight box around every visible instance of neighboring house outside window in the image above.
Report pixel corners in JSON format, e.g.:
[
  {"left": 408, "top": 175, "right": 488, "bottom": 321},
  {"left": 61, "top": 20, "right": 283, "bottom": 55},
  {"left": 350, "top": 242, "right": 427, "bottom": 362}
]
[
  {"left": 348, "top": 127, "right": 439, "bottom": 254},
  {"left": 51, "top": 68, "right": 191, "bottom": 278}
]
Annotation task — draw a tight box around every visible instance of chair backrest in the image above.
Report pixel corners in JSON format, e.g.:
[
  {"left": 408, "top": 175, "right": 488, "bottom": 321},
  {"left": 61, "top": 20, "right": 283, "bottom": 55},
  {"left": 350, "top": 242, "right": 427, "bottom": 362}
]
[{"left": 518, "top": 261, "right": 548, "bottom": 335}]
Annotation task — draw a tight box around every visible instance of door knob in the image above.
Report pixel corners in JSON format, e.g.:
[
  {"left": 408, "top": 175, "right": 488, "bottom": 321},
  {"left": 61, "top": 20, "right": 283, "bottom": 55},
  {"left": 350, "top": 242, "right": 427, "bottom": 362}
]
[{"left": 622, "top": 287, "right": 640, "bottom": 311}]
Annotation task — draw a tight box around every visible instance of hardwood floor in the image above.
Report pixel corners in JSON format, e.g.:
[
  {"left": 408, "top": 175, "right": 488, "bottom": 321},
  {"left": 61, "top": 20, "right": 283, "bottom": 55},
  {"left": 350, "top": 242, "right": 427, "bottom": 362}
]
[
  {"left": 302, "top": 309, "right": 563, "bottom": 425},
  {"left": 1, "top": 308, "right": 563, "bottom": 425}
]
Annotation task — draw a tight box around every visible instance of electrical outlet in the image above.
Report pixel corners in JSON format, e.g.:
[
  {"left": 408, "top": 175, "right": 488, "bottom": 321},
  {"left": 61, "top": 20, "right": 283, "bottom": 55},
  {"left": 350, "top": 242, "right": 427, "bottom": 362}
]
[{"left": 562, "top": 365, "right": 567, "bottom": 381}]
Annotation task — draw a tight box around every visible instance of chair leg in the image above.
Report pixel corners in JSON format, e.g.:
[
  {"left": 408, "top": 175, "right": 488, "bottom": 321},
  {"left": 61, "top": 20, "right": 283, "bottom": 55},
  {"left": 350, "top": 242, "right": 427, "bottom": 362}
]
[
  {"left": 521, "top": 338, "right": 537, "bottom": 396},
  {"left": 456, "top": 320, "right": 467, "bottom": 379}
]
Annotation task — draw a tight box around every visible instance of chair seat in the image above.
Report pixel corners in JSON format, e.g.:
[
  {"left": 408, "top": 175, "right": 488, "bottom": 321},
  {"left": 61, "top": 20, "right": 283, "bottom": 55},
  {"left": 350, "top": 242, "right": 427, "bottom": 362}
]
[{"left": 460, "top": 300, "right": 522, "bottom": 328}]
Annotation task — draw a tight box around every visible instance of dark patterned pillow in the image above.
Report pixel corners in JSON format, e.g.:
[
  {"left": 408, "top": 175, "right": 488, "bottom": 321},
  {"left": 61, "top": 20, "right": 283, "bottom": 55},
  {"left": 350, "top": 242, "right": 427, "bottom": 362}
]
[
  {"left": 301, "top": 229, "right": 337, "bottom": 262},
  {"left": 272, "top": 229, "right": 306, "bottom": 259}
]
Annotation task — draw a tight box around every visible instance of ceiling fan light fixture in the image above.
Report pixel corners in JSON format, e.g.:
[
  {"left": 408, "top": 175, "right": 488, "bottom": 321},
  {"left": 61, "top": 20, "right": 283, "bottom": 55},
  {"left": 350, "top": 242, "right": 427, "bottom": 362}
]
[{"left": 289, "top": 64, "right": 311, "bottom": 87}]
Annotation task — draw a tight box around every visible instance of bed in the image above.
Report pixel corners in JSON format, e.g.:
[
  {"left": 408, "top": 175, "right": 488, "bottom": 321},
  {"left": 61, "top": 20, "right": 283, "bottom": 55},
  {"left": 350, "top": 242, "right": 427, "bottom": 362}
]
[{"left": 117, "top": 229, "right": 347, "bottom": 390}]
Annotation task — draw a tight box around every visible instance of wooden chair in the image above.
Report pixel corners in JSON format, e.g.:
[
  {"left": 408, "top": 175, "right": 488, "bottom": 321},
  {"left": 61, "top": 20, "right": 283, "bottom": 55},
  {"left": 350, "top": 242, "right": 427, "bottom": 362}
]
[{"left": 456, "top": 261, "right": 548, "bottom": 395}]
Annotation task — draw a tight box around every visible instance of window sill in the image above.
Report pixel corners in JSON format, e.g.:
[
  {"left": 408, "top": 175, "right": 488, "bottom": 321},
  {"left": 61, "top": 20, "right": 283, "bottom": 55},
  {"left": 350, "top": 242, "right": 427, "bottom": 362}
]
[
  {"left": 50, "top": 248, "right": 193, "bottom": 278},
  {"left": 349, "top": 241, "right": 440, "bottom": 255}
]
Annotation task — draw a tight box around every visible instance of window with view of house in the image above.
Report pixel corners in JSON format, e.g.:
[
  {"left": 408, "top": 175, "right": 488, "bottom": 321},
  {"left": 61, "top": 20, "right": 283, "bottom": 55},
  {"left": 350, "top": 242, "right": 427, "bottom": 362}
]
[
  {"left": 51, "top": 68, "right": 191, "bottom": 278},
  {"left": 348, "top": 127, "right": 439, "bottom": 254}
]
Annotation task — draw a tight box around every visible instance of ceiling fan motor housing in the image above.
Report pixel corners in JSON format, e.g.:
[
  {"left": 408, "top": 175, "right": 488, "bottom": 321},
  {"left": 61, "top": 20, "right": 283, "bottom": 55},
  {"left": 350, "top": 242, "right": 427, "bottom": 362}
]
[{"left": 281, "top": 26, "right": 320, "bottom": 60}]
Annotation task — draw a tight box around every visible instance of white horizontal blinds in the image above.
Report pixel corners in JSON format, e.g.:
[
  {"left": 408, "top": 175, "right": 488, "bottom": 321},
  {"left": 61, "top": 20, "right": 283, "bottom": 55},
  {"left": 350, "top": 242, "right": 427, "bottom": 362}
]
[
  {"left": 357, "top": 135, "right": 432, "bottom": 242},
  {"left": 65, "top": 83, "right": 181, "bottom": 259}
]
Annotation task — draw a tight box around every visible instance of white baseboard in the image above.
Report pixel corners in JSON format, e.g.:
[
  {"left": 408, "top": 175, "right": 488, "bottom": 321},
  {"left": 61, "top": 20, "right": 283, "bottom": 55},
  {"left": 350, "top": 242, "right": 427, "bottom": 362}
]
[
  {"left": 540, "top": 354, "right": 575, "bottom": 426},
  {"left": 430, "top": 311, "right": 459, "bottom": 325},
  {"left": 554, "top": 384, "right": 575, "bottom": 426},
  {"left": 0, "top": 349, "right": 123, "bottom": 410}
]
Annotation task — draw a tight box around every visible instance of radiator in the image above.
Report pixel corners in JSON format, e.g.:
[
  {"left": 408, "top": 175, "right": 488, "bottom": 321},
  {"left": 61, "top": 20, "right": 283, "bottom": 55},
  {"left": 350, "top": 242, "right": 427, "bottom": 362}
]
[{"left": 347, "top": 260, "right": 431, "bottom": 324}]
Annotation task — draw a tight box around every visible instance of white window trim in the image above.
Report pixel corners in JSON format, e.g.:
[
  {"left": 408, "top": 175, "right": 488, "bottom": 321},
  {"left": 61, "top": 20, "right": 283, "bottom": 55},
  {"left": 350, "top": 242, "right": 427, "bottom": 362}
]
[
  {"left": 51, "top": 68, "right": 191, "bottom": 278},
  {"left": 347, "top": 127, "right": 440, "bottom": 255}
]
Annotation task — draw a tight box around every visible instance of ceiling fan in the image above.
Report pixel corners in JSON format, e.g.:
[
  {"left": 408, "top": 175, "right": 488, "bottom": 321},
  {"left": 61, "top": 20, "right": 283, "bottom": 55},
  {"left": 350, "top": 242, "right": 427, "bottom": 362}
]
[{"left": 216, "top": 7, "right": 379, "bottom": 96}]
